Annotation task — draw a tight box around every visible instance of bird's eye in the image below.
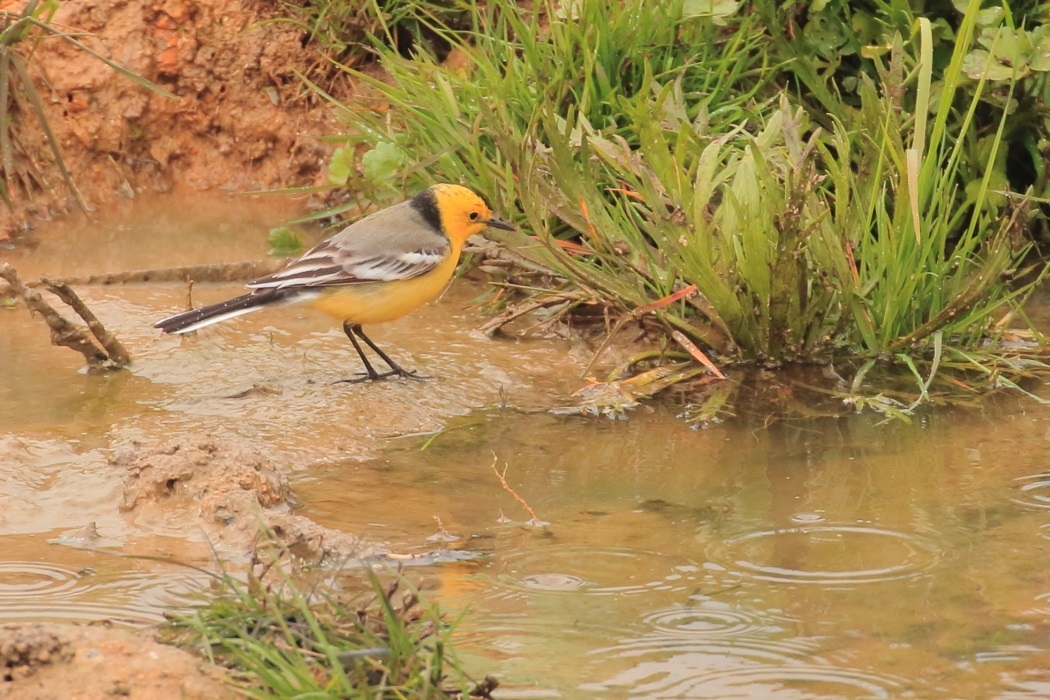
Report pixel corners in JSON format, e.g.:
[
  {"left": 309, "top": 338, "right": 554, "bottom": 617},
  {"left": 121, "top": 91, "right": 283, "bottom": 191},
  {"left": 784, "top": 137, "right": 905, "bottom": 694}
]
[{"left": 469, "top": 211, "right": 480, "bottom": 221}]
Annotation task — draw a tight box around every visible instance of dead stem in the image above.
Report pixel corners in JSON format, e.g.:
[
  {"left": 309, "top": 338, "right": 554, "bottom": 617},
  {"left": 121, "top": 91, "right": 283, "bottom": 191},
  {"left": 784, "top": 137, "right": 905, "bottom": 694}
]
[
  {"left": 0, "top": 263, "right": 121, "bottom": 371},
  {"left": 477, "top": 291, "right": 586, "bottom": 336},
  {"left": 490, "top": 454, "right": 546, "bottom": 526},
  {"left": 41, "top": 278, "right": 131, "bottom": 366}
]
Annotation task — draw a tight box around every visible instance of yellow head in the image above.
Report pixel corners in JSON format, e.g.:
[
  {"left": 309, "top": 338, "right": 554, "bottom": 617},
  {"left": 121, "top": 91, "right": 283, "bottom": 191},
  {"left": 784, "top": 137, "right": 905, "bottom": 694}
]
[{"left": 416, "top": 184, "right": 514, "bottom": 244}]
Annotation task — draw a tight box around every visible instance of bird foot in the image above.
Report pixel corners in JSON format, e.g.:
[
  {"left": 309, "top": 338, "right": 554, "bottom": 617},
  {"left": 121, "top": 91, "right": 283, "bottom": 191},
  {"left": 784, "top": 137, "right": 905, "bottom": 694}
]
[{"left": 333, "top": 368, "right": 427, "bottom": 384}]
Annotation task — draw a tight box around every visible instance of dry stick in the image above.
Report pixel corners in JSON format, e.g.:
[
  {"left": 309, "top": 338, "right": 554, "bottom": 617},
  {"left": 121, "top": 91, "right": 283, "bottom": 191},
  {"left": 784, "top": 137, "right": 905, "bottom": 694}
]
[
  {"left": 0, "top": 264, "right": 108, "bottom": 370},
  {"left": 41, "top": 278, "right": 131, "bottom": 367},
  {"left": 466, "top": 237, "right": 558, "bottom": 277},
  {"left": 184, "top": 279, "right": 195, "bottom": 314},
  {"left": 581, "top": 284, "right": 706, "bottom": 378},
  {"left": 477, "top": 292, "right": 584, "bottom": 335},
  {"left": 490, "top": 455, "right": 545, "bottom": 525}
]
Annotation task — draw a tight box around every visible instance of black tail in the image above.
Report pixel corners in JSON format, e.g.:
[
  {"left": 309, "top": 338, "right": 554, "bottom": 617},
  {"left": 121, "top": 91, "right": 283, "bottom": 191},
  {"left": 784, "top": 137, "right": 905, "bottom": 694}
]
[{"left": 155, "top": 288, "right": 294, "bottom": 334}]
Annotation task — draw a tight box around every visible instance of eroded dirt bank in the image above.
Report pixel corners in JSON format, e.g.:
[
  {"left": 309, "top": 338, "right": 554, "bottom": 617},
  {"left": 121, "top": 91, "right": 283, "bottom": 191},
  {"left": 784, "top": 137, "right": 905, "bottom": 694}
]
[
  {"left": 2, "top": 0, "right": 338, "bottom": 238},
  {"left": 0, "top": 622, "right": 236, "bottom": 699},
  {"left": 117, "top": 433, "right": 373, "bottom": 563}
]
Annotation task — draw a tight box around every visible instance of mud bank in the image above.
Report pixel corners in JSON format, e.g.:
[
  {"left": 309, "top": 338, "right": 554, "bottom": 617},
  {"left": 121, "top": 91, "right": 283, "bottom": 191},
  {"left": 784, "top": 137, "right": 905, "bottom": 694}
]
[
  {"left": 0, "top": 622, "right": 236, "bottom": 699},
  {"left": 2, "top": 0, "right": 338, "bottom": 238}
]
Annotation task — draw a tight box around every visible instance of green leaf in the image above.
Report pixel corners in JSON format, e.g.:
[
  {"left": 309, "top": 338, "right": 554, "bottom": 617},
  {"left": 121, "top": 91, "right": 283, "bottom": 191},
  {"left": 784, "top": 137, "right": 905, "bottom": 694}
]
[
  {"left": 1029, "top": 26, "right": 1050, "bottom": 71},
  {"left": 975, "top": 6, "right": 1004, "bottom": 28},
  {"left": 682, "top": 0, "right": 739, "bottom": 21},
  {"left": 361, "top": 141, "right": 406, "bottom": 185},
  {"left": 327, "top": 145, "right": 354, "bottom": 185},
  {"left": 267, "top": 227, "right": 302, "bottom": 256},
  {"left": 803, "top": 14, "right": 851, "bottom": 58},
  {"left": 961, "top": 49, "right": 1016, "bottom": 81}
]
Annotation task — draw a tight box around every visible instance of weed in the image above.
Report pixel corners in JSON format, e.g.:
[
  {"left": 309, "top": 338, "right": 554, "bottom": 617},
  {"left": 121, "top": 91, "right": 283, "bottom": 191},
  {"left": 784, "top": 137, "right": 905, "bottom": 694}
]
[{"left": 165, "top": 550, "right": 489, "bottom": 699}]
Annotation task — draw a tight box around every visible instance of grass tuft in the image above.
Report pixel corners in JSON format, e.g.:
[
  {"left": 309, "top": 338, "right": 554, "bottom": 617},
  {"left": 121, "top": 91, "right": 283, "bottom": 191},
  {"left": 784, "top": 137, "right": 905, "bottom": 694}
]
[{"left": 164, "top": 550, "right": 488, "bottom": 699}]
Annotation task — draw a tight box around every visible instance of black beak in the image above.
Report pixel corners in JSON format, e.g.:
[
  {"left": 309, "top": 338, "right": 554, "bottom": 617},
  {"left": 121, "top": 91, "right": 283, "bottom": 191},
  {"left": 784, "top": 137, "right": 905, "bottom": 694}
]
[{"left": 486, "top": 216, "right": 516, "bottom": 231}]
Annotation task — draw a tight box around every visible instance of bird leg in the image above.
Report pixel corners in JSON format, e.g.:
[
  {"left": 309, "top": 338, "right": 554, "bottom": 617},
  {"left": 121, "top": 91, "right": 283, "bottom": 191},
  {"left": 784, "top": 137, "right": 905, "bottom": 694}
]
[{"left": 336, "top": 322, "right": 423, "bottom": 383}]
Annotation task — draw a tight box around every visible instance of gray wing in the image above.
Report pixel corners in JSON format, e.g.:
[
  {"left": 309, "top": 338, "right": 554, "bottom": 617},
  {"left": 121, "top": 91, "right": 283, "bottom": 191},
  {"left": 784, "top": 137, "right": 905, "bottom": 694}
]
[{"left": 248, "top": 201, "right": 450, "bottom": 290}]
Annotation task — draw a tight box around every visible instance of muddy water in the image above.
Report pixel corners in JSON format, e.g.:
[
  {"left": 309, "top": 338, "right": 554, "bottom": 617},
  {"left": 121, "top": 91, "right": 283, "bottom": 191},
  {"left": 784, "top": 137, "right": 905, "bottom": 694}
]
[{"left": 3, "top": 196, "right": 1050, "bottom": 698}]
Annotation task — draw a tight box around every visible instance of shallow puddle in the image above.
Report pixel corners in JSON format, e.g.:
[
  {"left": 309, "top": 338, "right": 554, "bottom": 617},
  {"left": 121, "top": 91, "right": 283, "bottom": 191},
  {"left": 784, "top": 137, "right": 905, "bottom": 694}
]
[
  {"left": 3, "top": 196, "right": 1050, "bottom": 698},
  {"left": 298, "top": 405, "right": 1050, "bottom": 698}
]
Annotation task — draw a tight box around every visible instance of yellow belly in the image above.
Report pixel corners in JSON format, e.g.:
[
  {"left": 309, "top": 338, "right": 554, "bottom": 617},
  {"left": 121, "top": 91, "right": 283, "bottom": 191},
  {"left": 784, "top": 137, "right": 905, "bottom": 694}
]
[{"left": 305, "top": 255, "right": 458, "bottom": 326}]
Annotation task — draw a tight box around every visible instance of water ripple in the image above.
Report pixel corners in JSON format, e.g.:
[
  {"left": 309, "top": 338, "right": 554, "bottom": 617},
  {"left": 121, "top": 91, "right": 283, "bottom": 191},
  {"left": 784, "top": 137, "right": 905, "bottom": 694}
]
[
  {"left": 0, "top": 560, "right": 208, "bottom": 625},
  {"left": 0, "top": 561, "right": 81, "bottom": 598},
  {"left": 620, "top": 663, "right": 899, "bottom": 698},
  {"left": 1011, "top": 474, "right": 1050, "bottom": 510},
  {"left": 454, "top": 611, "right": 627, "bottom": 654},
  {"left": 707, "top": 526, "right": 941, "bottom": 586},
  {"left": 581, "top": 647, "right": 903, "bottom": 698},
  {"left": 488, "top": 546, "right": 710, "bottom": 599},
  {"left": 1024, "top": 591, "right": 1050, "bottom": 617},
  {"left": 640, "top": 600, "right": 792, "bottom": 640}
]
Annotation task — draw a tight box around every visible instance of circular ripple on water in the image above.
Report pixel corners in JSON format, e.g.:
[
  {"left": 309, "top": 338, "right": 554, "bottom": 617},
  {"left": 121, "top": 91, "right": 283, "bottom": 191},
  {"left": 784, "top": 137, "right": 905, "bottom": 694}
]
[
  {"left": 488, "top": 546, "right": 711, "bottom": 599},
  {"left": 651, "top": 664, "right": 902, "bottom": 699},
  {"left": 708, "top": 526, "right": 941, "bottom": 586},
  {"left": 580, "top": 639, "right": 904, "bottom": 699},
  {"left": 1040, "top": 523, "right": 1050, "bottom": 543},
  {"left": 453, "top": 611, "right": 628, "bottom": 656},
  {"left": 1011, "top": 474, "right": 1050, "bottom": 510},
  {"left": 641, "top": 600, "right": 792, "bottom": 640},
  {"left": 0, "top": 562, "right": 210, "bottom": 625},
  {"left": 1025, "top": 591, "right": 1050, "bottom": 617},
  {"left": 0, "top": 561, "right": 81, "bottom": 599}
]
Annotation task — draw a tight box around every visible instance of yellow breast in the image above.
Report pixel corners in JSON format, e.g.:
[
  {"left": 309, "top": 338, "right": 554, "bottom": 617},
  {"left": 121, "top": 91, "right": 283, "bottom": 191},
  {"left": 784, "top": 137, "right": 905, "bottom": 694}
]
[{"left": 305, "top": 252, "right": 459, "bottom": 326}]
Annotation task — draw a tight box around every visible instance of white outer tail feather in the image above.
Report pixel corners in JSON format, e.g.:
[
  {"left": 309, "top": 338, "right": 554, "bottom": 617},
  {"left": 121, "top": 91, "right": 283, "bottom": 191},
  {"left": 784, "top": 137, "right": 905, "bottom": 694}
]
[{"left": 165, "top": 305, "right": 267, "bottom": 334}]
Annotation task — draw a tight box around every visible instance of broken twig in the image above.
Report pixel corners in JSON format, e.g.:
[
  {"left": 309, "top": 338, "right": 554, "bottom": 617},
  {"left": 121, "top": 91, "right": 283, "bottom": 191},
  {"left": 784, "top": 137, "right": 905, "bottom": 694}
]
[
  {"left": 0, "top": 263, "right": 130, "bottom": 371},
  {"left": 490, "top": 454, "right": 547, "bottom": 526},
  {"left": 41, "top": 278, "right": 131, "bottom": 366}
]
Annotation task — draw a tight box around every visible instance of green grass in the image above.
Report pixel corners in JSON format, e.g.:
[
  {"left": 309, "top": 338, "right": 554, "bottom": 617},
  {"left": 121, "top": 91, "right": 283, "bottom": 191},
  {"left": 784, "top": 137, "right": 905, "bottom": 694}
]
[
  {"left": 314, "top": 0, "right": 1050, "bottom": 417},
  {"left": 316, "top": 0, "right": 769, "bottom": 203},
  {"left": 165, "top": 555, "right": 487, "bottom": 699}
]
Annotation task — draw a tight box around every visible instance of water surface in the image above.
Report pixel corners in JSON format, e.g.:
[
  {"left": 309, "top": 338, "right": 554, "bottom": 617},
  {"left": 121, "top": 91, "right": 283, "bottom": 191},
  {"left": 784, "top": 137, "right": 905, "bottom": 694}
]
[{"left": 2, "top": 195, "right": 1050, "bottom": 698}]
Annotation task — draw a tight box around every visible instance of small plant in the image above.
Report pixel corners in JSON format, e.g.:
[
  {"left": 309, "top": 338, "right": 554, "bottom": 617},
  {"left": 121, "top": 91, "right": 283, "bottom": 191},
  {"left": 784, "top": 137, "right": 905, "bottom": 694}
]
[{"left": 166, "top": 551, "right": 488, "bottom": 698}]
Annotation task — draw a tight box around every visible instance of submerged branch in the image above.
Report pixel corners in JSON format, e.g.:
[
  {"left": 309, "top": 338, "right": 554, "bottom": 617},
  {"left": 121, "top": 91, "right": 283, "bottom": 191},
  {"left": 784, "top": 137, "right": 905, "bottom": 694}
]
[
  {"left": 41, "top": 278, "right": 131, "bottom": 366},
  {"left": 0, "top": 263, "right": 129, "bottom": 371},
  {"left": 0, "top": 260, "right": 285, "bottom": 303},
  {"left": 34, "top": 260, "right": 285, "bottom": 288},
  {"left": 490, "top": 455, "right": 547, "bottom": 526}
]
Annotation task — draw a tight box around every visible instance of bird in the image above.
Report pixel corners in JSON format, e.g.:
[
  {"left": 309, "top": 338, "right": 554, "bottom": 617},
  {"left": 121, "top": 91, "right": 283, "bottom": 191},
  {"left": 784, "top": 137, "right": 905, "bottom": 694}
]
[{"left": 155, "top": 184, "right": 514, "bottom": 382}]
